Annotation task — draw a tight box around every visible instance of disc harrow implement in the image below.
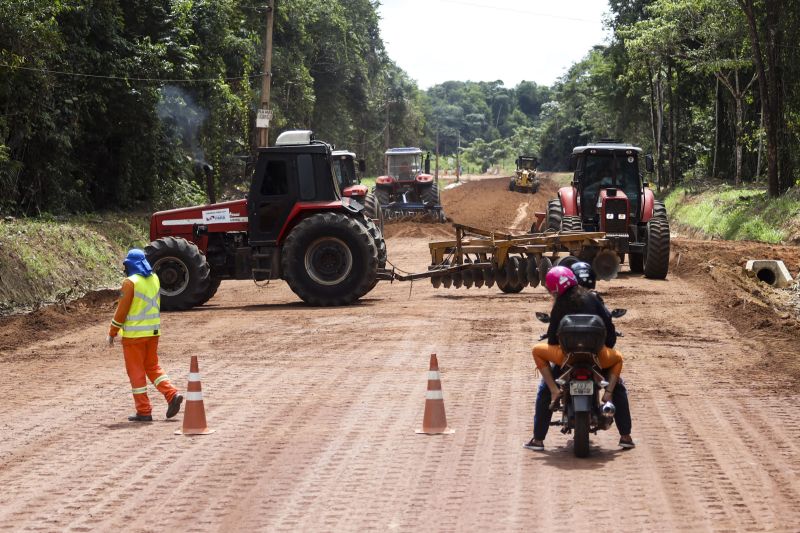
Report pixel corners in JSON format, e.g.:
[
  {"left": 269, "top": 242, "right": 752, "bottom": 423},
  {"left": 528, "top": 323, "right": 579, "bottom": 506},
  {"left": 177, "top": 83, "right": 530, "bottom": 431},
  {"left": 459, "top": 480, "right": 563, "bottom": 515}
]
[{"left": 378, "top": 224, "right": 620, "bottom": 293}]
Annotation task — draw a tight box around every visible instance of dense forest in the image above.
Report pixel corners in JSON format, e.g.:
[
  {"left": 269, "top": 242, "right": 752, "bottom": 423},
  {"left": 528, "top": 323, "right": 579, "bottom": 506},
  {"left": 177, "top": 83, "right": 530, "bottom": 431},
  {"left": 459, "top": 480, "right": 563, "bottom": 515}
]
[{"left": 0, "top": 0, "right": 798, "bottom": 215}]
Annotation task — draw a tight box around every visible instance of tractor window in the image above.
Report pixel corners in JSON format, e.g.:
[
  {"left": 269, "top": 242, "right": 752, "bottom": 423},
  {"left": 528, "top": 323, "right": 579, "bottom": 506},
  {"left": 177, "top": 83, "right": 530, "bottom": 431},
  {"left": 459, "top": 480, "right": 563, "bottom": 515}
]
[
  {"left": 387, "top": 154, "right": 421, "bottom": 180},
  {"left": 261, "top": 160, "right": 289, "bottom": 196},
  {"left": 580, "top": 153, "right": 641, "bottom": 218},
  {"left": 297, "top": 154, "right": 316, "bottom": 200}
]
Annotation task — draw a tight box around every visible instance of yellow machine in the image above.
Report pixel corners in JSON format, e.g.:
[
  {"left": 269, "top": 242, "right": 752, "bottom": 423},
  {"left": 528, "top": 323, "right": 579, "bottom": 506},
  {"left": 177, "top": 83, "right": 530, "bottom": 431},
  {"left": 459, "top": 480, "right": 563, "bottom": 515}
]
[{"left": 510, "top": 155, "right": 540, "bottom": 193}]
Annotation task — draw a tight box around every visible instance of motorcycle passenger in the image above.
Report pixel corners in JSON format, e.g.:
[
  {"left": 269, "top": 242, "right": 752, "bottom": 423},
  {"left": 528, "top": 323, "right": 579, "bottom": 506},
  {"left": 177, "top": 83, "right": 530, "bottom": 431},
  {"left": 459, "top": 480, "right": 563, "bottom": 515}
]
[
  {"left": 525, "top": 266, "right": 634, "bottom": 451},
  {"left": 526, "top": 262, "right": 634, "bottom": 451}
]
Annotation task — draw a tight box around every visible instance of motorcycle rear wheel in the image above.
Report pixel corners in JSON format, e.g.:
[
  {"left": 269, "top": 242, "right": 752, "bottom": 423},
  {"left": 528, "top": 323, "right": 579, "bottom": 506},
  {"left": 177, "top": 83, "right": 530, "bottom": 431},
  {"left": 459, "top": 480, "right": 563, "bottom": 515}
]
[{"left": 574, "top": 411, "right": 591, "bottom": 458}]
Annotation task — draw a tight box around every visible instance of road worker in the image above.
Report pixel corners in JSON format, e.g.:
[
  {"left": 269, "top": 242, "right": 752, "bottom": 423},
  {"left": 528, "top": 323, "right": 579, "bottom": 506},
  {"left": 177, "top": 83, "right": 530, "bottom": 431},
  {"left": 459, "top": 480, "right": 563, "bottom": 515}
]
[
  {"left": 525, "top": 262, "right": 634, "bottom": 451},
  {"left": 524, "top": 266, "right": 634, "bottom": 451},
  {"left": 107, "top": 249, "right": 183, "bottom": 422}
]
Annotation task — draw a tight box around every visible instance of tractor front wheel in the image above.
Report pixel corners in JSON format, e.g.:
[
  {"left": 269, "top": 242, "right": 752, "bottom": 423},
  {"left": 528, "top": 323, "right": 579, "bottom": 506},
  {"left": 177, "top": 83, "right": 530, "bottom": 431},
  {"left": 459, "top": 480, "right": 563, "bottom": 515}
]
[
  {"left": 282, "top": 212, "right": 378, "bottom": 306},
  {"left": 643, "top": 217, "right": 670, "bottom": 279},
  {"left": 145, "top": 237, "right": 211, "bottom": 311},
  {"left": 546, "top": 199, "right": 562, "bottom": 232}
]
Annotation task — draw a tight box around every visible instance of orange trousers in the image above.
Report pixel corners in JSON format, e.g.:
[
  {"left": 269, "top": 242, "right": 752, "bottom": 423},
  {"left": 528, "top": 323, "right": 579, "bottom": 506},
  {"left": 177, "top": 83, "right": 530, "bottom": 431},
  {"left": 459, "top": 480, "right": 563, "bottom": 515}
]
[
  {"left": 122, "top": 336, "right": 178, "bottom": 416},
  {"left": 532, "top": 343, "right": 624, "bottom": 377}
]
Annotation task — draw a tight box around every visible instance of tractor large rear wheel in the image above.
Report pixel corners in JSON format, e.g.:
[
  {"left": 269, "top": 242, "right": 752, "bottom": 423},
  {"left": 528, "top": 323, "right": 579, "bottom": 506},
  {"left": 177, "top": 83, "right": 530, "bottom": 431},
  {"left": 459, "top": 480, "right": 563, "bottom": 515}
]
[
  {"left": 358, "top": 214, "right": 386, "bottom": 295},
  {"left": 197, "top": 277, "right": 221, "bottom": 306},
  {"left": 374, "top": 187, "right": 391, "bottom": 208},
  {"left": 362, "top": 191, "right": 384, "bottom": 233},
  {"left": 282, "top": 212, "right": 378, "bottom": 306},
  {"left": 420, "top": 182, "right": 440, "bottom": 205},
  {"left": 145, "top": 237, "right": 211, "bottom": 311},
  {"left": 546, "top": 199, "right": 562, "bottom": 232},
  {"left": 643, "top": 217, "right": 670, "bottom": 279}
]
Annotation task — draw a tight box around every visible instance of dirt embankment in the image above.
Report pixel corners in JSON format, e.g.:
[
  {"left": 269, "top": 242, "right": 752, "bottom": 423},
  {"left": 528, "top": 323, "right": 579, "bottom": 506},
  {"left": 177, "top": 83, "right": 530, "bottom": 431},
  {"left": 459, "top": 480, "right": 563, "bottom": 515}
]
[{"left": 440, "top": 174, "right": 560, "bottom": 232}]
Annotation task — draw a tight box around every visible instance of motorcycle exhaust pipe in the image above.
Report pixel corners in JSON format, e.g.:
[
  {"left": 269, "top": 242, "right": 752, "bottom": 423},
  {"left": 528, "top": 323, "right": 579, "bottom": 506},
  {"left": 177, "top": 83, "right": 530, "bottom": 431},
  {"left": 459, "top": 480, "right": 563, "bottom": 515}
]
[{"left": 601, "top": 401, "right": 616, "bottom": 418}]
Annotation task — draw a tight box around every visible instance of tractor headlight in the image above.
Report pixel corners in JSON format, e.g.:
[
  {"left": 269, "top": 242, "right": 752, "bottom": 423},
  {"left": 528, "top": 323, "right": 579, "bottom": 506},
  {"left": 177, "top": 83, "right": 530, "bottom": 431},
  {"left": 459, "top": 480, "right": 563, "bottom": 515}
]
[
  {"left": 606, "top": 213, "right": 614, "bottom": 219},
  {"left": 618, "top": 213, "right": 627, "bottom": 220}
]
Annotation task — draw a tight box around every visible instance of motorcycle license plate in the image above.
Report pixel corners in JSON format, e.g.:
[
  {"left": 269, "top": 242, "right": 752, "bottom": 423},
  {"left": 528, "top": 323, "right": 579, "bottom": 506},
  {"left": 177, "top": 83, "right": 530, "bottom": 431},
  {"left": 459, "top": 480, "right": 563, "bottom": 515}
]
[{"left": 569, "top": 381, "right": 593, "bottom": 396}]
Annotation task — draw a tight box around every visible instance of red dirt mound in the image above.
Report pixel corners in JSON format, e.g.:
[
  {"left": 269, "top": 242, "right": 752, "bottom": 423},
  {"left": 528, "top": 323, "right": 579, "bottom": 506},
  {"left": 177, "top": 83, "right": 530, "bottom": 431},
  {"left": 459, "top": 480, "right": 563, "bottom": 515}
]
[
  {"left": 0, "top": 289, "right": 119, "bottom": 356},
  {"left": 440, "top": 174, "right": 560, "bottom": 232}
]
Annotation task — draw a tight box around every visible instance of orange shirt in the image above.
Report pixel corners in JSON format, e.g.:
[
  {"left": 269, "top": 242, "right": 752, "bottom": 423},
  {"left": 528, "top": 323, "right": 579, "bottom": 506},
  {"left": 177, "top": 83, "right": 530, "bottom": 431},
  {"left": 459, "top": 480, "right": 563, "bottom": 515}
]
[{"left": 108, "top": 279, "right": 135, "bottom": 337}]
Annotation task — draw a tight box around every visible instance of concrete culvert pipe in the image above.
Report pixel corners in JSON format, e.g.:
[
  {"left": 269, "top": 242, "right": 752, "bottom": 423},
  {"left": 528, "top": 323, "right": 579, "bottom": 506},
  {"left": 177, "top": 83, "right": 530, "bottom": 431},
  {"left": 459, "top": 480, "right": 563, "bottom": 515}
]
[{"left": 756, "top": 268, "right": 777, "bottom": 286}]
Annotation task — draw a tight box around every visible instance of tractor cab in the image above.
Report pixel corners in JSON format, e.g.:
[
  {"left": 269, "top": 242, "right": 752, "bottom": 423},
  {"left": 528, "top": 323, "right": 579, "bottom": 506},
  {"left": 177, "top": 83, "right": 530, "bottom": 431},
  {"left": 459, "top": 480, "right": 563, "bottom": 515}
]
[
  {"left": 571, "top": 142, "right": 651, "bottom": 232},
  {"left": 386, "top": 148, "right": 425, "bottom": 181},
  {"left": 247, "top": 130, "right": 344, "bottom": 245},
  {"left": 332, "top": 150, "right": 366, "bottom": 189}
]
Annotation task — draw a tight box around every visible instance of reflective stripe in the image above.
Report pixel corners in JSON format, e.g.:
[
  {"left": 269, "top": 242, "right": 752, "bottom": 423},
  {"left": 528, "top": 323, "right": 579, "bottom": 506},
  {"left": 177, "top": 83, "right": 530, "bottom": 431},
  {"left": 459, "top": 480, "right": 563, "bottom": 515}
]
[
  {"left": 126, "top": 312, "right": 161, "bottom": 321},
  {"left": 188, "top": 372, "right": 201, "bottom": 382},
  {"left": 111, "top": 319, "right": 123, "bottom": 328},
  {"left": 153, "top": 375, "right": 169, "bottom": 386},
  {"left": 123, "top": 324, "right": 161, "bottom": 332},
  {"left": 427, "top": 371, "right": 441, "bottom": 381},
  {"left": 186, "top": 392, "right": 203, "bottom": 401},
  {"left": 426, "top": 390, "right": 443, "bottom": 400},
  {"left": 132, "top": 386, "right": 148, "bottom": 394}
]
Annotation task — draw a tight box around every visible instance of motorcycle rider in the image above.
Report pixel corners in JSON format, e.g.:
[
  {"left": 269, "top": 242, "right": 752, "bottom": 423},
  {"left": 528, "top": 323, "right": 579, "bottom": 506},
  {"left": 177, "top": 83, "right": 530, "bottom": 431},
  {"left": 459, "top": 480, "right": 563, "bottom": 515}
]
[{"left": 525, "top": 265, "right": 635, "bottom": 451}]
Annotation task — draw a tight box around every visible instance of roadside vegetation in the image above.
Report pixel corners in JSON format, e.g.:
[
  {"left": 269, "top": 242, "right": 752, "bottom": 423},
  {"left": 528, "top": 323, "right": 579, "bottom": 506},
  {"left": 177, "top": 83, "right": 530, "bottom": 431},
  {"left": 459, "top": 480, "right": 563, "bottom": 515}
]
[
  {"left": 665, "top": 185, "right": 800, "bottom": 244},
  {"left": 0, "top": 214, "right": 148, "bottom": 312}
]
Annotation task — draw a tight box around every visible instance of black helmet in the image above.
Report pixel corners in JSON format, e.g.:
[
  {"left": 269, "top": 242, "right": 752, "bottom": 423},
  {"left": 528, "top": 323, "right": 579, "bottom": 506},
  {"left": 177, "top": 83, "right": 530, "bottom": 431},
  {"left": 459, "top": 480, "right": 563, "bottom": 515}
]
[{"left": 570, "top": 261, "right": 596, "bottom": 289}]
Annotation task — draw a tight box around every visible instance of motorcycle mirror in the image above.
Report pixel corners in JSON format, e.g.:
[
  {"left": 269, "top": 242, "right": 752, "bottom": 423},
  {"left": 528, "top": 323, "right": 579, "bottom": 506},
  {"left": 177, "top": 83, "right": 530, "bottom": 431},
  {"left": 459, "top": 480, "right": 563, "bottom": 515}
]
[
  {"left": 611, "top": 308, "right": 627, "bottom": 318},
  {"left": 535, "top": 312, "right": 550, "bottom": 323}
]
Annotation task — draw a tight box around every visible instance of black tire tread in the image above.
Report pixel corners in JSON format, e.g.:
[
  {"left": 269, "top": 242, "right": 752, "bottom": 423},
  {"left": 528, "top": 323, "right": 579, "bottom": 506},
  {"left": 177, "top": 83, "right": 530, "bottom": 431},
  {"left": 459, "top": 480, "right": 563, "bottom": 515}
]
[
  {"left": 145, "top": 236, "right": 210, "bottom": 311},
  {"left": 643, "top": 217, "right": 670, "bottom": 279},
  {"left": 281, "top": 212, "right": 378, "bottom": 306}
]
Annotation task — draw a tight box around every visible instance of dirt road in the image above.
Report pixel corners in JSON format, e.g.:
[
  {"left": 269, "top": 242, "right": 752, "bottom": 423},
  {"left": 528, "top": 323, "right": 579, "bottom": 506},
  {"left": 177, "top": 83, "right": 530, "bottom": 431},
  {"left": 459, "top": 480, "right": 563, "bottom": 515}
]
[{"left": 1, "top": 179, "right": 799, "bottom": 531}]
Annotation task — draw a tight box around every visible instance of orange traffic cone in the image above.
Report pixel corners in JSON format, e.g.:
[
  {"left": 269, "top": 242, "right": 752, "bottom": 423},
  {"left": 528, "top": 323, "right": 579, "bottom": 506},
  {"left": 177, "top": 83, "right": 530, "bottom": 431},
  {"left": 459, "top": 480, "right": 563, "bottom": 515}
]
[
  {"left": 416, "top": 353, "right": 455, "bottom": 435},
  {"left": 175, "top": 355, "right": 215, "bottom": 436}
]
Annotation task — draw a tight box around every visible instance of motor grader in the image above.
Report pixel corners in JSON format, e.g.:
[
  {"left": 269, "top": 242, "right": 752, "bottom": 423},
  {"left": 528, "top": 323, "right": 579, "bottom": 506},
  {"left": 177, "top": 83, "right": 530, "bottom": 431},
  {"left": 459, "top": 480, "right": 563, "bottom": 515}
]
[
  {"left": 509, "top": 155, "right": 540, "bottom": 193},
  {"left": 145, "top": 130, "right": 386, "bottom": 310},
  {"left": 539, "top": 140, "right": 670, "bottom": 279}
]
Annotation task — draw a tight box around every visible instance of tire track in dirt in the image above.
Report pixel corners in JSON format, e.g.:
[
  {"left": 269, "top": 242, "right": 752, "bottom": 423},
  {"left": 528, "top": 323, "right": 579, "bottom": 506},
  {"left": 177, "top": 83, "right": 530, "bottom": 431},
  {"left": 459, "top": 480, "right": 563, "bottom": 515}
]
[{"left": 1, "top": 225, "right": 799, "bottom": 530}]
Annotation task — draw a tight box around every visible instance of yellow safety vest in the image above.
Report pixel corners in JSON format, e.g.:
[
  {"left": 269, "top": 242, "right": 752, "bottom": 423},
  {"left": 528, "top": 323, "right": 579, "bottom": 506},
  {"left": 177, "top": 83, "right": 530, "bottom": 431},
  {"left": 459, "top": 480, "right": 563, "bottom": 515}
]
[{"left": 122, "top": 274, "right": 161, "bottom": 338}]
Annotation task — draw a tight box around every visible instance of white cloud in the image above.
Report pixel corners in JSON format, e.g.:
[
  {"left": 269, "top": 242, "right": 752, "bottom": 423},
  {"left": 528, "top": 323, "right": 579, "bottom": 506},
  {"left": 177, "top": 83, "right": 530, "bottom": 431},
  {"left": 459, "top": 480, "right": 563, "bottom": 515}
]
[{"left": 378, "top": 0, "right": 611, "bottom": 88}]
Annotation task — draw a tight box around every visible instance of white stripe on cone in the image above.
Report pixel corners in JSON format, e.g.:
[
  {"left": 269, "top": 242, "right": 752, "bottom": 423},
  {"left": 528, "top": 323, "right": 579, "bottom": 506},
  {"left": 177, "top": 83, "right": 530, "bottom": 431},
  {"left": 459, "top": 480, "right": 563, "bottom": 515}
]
[
  {"left": 186, "top": 391, "right": 203, "bottom": 401},
  {"left": 427, "top": 371, "right": 441, "bottom": 380},
  {"left": 426, "top": 390, "right": 444, "bottom": 400},
  {"left": 188, "top": 372, "right": 201, "bottom": 381}
]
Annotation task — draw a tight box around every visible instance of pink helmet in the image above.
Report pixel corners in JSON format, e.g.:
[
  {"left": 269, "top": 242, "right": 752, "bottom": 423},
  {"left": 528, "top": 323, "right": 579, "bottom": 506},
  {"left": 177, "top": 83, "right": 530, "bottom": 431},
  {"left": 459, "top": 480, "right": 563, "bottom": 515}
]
[{"left": 545, "top": 266, "right": 578, "bottom": 296}]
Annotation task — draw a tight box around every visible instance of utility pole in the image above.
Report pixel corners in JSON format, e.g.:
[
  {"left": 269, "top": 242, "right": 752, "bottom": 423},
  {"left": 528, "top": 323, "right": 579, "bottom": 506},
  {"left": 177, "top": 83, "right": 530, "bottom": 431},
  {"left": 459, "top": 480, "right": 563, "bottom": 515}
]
[
  {"left": 257, "top": 0, "right": 275, "bottom": 148},
  {"left": 455, "top": 130, "right": 461, "bottom": 182},
  {"left": 434, "top": 129, "right": 440, "bottom": 185}
]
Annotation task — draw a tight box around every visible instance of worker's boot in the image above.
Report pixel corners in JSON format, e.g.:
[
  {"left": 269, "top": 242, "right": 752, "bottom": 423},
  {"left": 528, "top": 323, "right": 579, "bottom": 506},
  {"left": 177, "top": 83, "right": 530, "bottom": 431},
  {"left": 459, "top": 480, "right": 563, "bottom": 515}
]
[
  {"left": 166, "top": 394, "right": 184, "bottom": 419},
  {"left": 128, "top": 413, "right": 153, "bottom": 422}
]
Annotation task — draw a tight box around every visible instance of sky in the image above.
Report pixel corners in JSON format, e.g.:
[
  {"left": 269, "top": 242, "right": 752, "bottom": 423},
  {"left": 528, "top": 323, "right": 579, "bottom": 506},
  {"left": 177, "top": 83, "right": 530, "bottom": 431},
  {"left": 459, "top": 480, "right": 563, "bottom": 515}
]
[{"left": 377, "top": 0, "right": 611, "bottom": 89}]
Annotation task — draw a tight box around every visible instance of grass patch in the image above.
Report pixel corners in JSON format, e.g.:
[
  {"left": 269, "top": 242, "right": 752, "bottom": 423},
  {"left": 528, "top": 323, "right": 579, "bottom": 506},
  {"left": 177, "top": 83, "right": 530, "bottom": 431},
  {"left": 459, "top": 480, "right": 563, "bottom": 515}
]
[
  {"left": 0, "top": 213, "right": 149, "bottom": 311},
  {"left": 664, "top": 185, "right": 800, "bottom": 243}
]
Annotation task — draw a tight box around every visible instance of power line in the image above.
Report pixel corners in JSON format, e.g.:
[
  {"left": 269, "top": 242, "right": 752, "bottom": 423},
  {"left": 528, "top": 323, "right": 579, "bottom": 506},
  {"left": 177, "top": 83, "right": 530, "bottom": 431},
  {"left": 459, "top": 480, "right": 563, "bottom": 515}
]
[
  {"left": 437, "top": 0, "right": 602, "bottom": 23},
  {"left": 0, "top": 63, "right": 266, "bottom": 83}
]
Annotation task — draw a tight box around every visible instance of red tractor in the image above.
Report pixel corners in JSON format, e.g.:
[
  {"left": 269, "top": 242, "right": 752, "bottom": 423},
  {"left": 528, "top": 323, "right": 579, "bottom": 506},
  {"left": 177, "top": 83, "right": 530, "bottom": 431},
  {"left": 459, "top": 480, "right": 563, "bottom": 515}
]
[
  {"left": 541, "top": 140, "right": 670, "bottom": 279},
  {"left": 374, "top": 147, "right": 445, "bottom": 222},
  {"left": 332, "top": 149, "right": 383, "bottom": 230},
  {"left": 145, "top": 130, "right": 386, "bottom": 310}
]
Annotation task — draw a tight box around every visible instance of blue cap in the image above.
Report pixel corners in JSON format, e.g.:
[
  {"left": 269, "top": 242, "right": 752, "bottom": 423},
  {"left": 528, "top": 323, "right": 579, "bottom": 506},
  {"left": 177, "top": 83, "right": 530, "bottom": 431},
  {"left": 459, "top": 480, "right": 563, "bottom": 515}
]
[{"left": 124, "top": 249, "right": 153, "bottom": 277}]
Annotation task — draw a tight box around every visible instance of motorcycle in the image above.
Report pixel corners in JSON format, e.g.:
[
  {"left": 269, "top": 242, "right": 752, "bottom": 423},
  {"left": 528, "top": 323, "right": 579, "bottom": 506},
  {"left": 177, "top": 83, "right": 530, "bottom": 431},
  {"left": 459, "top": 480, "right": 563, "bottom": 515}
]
[{"left": 535, "top": 308, "right": 626, "bottom": 457}]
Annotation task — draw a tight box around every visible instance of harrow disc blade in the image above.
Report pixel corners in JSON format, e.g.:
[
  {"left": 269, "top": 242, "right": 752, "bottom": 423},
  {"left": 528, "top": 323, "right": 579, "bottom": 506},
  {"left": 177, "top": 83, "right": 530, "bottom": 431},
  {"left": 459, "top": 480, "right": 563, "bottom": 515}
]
[
  {"left": 518, "top": 256, "right": 529, "bottom": 285},
  {"left": 452, "top": 271, "right": 463, "bottom": 289},
  {"left": 527, "top": 256, "right": 540, "bottom": 287},
  {"left": 506, "top": 256, "right": 520, "bottom": 286},
  {"left": 442, "top": 274, "right": 453, "bottom": 288},
  {"left": 474, "top": 273, "right": 485, "bottom": 288},
  {"left": 463, "top": 268, "right": 474, "bottom": 288},
  {"left": 593, "top": 249, "right": 621, "bottom": 280},
  {"left": 495, "top": 265, "right": 508, "bottom": 288},
  {"left": 431, "top": 275, "right": 442, "bottom": 289},
  {"left": 483, "top": 267, "right": 496, "bottom": 288},
  {"left": 538, "top": 256, "right": 553, "bottom": 284}
]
